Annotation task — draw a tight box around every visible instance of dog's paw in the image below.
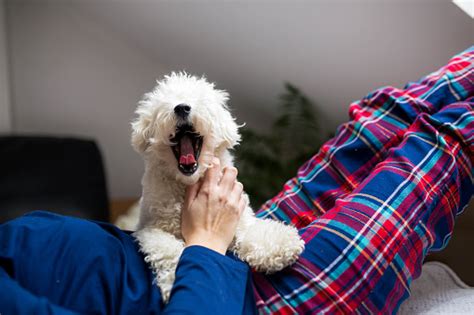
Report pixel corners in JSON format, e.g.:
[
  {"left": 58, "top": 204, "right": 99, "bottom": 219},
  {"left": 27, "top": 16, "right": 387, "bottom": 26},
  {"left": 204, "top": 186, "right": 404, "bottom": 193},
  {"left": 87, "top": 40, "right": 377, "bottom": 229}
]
[
  {"left": 157, "top": 270, "right": 175, "bottom": 303},
  {"left": 133, "top": 227, "right": 184, "bottom": 303},
  {"left": 234, "top": 219, "right": 305, "bottom": 273},
  {"left": 155, "top": 258, "right": 180, "bottom": 303}
]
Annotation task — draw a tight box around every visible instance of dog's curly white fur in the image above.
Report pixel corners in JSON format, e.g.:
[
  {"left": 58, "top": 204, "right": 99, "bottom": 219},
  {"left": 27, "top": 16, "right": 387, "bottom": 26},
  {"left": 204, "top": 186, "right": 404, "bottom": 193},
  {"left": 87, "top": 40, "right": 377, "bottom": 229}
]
[{"left": 131, "top": 72, "right": 305, "bottom": 302}]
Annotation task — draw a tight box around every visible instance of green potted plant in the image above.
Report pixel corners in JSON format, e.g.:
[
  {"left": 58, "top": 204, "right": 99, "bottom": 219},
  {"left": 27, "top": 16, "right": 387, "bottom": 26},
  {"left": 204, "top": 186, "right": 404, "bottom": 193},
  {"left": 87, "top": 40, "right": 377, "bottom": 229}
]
[{"left": 235, "top": 83, "right": 331, "bottom": 208}]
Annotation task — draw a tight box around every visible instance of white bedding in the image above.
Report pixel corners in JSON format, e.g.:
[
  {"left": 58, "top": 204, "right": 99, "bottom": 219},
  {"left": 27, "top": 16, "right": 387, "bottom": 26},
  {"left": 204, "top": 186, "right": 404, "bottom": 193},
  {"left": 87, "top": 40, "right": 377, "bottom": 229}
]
[{"left": 399, "top": 261, "right": 474, "bottom": 314}]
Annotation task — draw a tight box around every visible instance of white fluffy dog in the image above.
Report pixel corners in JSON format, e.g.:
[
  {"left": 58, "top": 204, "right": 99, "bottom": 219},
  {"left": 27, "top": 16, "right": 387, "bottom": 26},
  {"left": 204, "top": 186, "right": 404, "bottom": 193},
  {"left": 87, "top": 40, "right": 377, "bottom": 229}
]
[{"left": 131, "top": 72, "right": 304, "bottom": 302}]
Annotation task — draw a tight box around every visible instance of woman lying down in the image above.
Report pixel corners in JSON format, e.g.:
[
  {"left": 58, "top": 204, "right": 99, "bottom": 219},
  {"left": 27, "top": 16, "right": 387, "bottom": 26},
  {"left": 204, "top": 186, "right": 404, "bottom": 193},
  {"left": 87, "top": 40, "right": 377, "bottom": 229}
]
[{"left": 0, "top": 46, "right": 472, "bottom": 314}]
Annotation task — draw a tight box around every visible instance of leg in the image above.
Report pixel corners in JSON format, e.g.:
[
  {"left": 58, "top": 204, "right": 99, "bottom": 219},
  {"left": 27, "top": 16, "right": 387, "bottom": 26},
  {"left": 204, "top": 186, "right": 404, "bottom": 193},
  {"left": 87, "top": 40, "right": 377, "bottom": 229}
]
[
  {"left": 253, "top": 102, "right": 473, "bottom": 314},
  {"left": 257, "top": 46, "right": 474, "bottom": 228}
]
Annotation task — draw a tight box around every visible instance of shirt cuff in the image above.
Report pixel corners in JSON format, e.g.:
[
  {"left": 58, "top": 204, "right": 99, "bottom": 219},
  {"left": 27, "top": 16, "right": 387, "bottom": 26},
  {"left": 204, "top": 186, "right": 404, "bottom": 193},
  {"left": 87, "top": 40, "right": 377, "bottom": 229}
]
[{"left": 180, "top": 245, "right": 249, "bottom": 273}]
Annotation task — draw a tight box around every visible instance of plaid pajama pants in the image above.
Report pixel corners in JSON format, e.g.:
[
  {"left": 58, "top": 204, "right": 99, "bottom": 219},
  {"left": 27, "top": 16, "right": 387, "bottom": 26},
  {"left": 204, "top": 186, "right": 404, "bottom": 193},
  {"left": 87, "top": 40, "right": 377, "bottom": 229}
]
[{"left": 253, "top": 46, "right": 474, "bottom": 314}]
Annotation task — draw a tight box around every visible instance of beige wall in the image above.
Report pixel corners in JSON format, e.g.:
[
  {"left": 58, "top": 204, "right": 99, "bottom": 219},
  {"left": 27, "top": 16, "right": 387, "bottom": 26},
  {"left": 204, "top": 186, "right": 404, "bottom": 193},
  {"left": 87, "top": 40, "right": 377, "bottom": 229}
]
[
  {"left": 6, "top": 2, "right": 169, "bottom": 198},
  {"left": 0, "top": 0, "right": 10, "bottom": 133},
  {"left": 5, "top": 0, "right": 474, "bottom": 199}
]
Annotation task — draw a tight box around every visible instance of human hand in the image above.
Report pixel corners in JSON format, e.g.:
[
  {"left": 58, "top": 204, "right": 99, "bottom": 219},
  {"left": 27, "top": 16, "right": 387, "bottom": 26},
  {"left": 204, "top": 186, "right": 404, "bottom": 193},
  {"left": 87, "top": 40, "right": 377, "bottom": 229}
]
[{"left": 181, "top": 158, "right": 246, "bottom": 255}]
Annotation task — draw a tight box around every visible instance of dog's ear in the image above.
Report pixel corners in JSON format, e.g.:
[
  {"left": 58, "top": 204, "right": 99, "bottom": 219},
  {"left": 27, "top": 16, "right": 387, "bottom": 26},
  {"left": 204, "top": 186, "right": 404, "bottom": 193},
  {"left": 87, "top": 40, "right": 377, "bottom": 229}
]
[
  {"left": 131, "top": 107, "right": 156, "bottom": 154},
  {"left": 220, "top": 115, "right": 242, "bottom": 149},
  {"left": 210, "top": 88, "right": 241, "bottom": 149}
]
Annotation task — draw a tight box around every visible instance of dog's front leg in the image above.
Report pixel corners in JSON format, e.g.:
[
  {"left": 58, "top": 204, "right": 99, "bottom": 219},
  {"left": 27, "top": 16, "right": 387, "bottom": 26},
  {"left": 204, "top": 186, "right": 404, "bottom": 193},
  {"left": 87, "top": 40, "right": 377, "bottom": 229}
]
[
  {"left": 231, "top": 199, "right": 305, "bottom": 273},
  {"left": 133, "top": 227, "right": 184, "bottom": 303}
]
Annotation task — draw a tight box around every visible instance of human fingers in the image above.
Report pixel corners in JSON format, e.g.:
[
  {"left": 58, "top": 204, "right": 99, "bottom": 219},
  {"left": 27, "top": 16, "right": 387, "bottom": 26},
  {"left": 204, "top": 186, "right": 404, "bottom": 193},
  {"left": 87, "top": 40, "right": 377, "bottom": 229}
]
[
  {"left": 219, "top": 166, "right": 238, "bottom": 195},
  {"left": 200, "top": 158, "right": 221, "bottom": 196},
  {"left": 237, "top": 197, "right": 246, "bottom": 215},
  {"left": 184, "top": 180, "right": 201, "bottom": 209},
  {"left": 226, "top": 181, "right": 244, "bottom": 208}
]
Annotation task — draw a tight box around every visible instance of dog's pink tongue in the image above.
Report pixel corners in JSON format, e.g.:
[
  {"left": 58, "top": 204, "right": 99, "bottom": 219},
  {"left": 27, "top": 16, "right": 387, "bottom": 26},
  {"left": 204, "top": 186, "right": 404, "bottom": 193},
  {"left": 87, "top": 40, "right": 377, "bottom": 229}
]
[{"left": 179, "top": 135, "right": 196, "bottom": 165}]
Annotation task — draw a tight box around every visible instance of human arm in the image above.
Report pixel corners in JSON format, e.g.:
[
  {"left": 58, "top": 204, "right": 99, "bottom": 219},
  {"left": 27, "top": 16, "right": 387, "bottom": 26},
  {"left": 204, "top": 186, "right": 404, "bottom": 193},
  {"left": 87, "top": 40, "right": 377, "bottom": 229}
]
[
  {"left": 0, "top": 267, "right": 80, "bottom": 315},
  {"left": 181, "top": 158, "right": 246, "bottom": 254},
  {"left": 164, "top": 158, "right": 255, "bottom": 314},
  {"left": 163, "top": 245, "right": 254, "bottom": 315}
]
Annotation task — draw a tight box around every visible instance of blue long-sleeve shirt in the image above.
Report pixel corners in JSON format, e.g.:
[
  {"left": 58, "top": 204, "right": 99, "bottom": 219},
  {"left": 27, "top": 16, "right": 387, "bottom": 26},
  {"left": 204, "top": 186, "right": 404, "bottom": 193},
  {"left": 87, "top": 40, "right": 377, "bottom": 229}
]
[{"left": 0, "top": 211, "right": 257, "bottom": 314}]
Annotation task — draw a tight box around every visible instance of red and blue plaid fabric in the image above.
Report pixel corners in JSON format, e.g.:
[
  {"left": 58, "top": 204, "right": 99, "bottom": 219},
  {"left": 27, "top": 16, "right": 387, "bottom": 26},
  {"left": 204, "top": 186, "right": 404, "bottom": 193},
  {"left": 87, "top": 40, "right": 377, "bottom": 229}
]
[{"left": 253, "top": 46, "right": 474, "bottom": 314}]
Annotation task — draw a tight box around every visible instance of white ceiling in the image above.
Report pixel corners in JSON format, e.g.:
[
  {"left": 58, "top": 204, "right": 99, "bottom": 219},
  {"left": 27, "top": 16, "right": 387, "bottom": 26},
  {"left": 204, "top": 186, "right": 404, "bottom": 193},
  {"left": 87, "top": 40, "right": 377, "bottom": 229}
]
[{"left": 73, "top": 0, "right": 474, "bottom": 130}]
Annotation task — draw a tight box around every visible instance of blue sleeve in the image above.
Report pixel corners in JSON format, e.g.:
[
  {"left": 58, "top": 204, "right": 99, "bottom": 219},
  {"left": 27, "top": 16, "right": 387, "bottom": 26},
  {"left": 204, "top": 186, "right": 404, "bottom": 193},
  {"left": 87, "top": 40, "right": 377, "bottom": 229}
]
[
  {"left": 0, "top": 211, "right": 163, "bottom": 315},
  {"left": 0, "top": 268, "right": 80, "bottom": 315},
  {"left": 164, "top": 245, "right": 251, "bottom": 315}
]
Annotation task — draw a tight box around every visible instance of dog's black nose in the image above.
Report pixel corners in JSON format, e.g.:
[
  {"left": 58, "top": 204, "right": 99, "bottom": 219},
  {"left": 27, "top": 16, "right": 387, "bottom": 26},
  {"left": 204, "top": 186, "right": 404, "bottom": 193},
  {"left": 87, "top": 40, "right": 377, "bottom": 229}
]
[{"left": 174, "top": 104, "right": 191, "bottom": 119}]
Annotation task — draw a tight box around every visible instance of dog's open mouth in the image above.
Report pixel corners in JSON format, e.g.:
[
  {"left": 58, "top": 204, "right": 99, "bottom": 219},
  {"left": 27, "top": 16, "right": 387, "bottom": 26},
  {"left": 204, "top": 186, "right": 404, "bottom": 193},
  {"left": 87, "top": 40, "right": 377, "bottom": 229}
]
[{"left": 170, "top": 124, "right": 203, "bottom": 176}]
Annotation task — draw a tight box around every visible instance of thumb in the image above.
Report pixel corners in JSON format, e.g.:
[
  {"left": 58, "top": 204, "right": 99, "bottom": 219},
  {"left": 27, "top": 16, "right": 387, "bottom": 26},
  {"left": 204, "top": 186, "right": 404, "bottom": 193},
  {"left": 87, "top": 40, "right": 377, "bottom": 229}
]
[{"left": 184, "top": 180, "right": 201, "bottom": 209}]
